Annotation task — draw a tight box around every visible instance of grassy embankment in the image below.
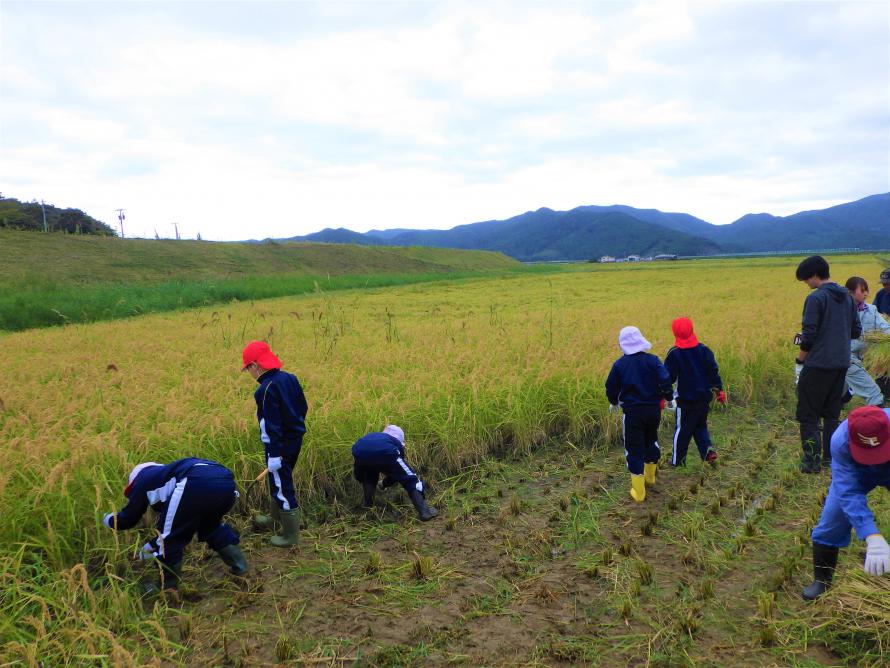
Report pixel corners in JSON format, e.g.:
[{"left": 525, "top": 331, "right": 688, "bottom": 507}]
[
  {"left": 0, "top": 229, "right": 529, "bottom": 331},
  {"left": 1, "top": 253, "right": 888, "bottom": 665}
]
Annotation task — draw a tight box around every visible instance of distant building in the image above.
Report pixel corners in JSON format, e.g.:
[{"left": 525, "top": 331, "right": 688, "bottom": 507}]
[
  {"left": 627, "top": 254, "right": 642, "bottom": 262},
  {"left": 654, "top": 254, "right": 678, "bottom": 261},
  {"left": 599, "top": 255, "right": 616, "bottom": 263}
]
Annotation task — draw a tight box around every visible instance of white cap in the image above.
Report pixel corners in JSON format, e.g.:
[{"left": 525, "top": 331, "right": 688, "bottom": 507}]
[
  {"left": 383, "top": 425, "right": 405, "bottom": 444},
  {"left": 128, "top": 462, "right": 162, "bottom": 485},
  {"left": 618, "top": 326, "right": 652, "bottom": 355}
]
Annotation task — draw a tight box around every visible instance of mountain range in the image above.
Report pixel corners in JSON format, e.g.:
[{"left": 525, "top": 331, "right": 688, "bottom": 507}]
[{"left": 275, "top": 193, "right": 889, "bottom": 261}]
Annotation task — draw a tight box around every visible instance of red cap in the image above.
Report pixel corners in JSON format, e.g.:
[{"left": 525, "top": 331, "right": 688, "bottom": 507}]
[
  {"left": 241, "top": 340, "right": 282, "bottom": 371},
  {"left": 847, "top": 406, "right": 890, "bottom": 465},
  {"left": 671, "top": 317, "right": 699, "bottom": 349}
]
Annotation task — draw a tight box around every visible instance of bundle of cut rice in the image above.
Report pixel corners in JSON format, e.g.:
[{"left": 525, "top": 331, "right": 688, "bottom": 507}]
[
  {"left": 822, "top": 569, "right": 890, "bottom": 665},
  {"left": 863, "top": 331, "right": 890, "bottom": 378}
]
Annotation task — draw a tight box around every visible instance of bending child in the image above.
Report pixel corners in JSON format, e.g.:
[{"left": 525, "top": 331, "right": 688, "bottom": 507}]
[{"left": 352, "top": 425, "right": 438, "bottom": 521}]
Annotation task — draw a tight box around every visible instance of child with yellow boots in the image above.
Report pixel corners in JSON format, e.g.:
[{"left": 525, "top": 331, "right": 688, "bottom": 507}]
[{"left": 605, "top": 326, "right": 674, "bottom": 502}]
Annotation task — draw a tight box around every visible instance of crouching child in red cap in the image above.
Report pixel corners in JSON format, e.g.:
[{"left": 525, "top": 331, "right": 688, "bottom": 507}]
[
  {"left": 242, "top": 340, "right": 308, "bottom": 547},
  {"left": 803, "top": 406, "right": 890, "bottom": 599},
  {"left": 664, "top": 318, "right": 726, "bottom": 467},
  {"left": 605, "top": 326, "right": 674, "bottom": 502},
  {"left": 351, "top": 425, "right": 438, "bottom": 521},
  {"left": 102, "top": 459, "right": 247, "bottom": 594}
]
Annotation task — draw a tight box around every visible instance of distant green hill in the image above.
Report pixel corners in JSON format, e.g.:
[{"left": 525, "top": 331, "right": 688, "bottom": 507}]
[
  {"left": 0, "top": 230, "right": 520, "bottom": 331},
  {"left": 0, "top": 196, "right": 115, "bottom": 235},
  {"left": 291, "top": 193, "right": 889, "bottom": 260}
]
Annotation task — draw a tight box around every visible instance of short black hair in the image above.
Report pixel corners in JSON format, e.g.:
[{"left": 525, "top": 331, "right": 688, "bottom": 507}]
[
  {"left": 796, "top": 255, "right": 830, "bottom": 281},
  {"left": 845, "top": 276, "right": 869, "bottom": 293}
]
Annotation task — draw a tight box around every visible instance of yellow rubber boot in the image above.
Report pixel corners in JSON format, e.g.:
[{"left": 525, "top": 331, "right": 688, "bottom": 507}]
[
  {"left": 630, "top": 474, "right": 646, "bottom": 502},
  {"left": 644, "top": 463, "right": 657, "bottom": 486}
]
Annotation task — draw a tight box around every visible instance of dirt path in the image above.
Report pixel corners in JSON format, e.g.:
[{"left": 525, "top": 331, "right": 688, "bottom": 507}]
[{"left": 165, "top": 409, "right": 845, "bottom": 667}]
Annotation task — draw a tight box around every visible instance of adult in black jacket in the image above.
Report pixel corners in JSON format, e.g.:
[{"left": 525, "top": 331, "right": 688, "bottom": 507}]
[
  {"left": 242, "top": 340, "right": 308, "bottom": 547},
  {"left": 795, "top": 256, "right": 861, "bottom": 473}
]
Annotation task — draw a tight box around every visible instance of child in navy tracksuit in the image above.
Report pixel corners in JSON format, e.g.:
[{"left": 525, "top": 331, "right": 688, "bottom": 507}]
[
  {"left": 242, "top": 340, "right": 308, "bottom": 547},
  {"left": 605, "top": 326, "right": 674, "bottom": 502},
  {"left": 102, "top": 458, "right": 247, "bottom": 591},
  {"left": 664, "top": 318, "right": 726, "bottom": 467},
  {"left": 352, "top": 425, "right": 438, "bottom": 521}
]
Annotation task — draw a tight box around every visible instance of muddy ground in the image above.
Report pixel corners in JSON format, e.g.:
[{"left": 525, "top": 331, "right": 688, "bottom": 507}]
[{"left": 156, "top": 408, "right": 873, "bottom": 667}]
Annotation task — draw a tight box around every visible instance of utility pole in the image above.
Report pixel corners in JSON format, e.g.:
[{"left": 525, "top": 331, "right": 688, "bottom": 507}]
[
  {"left": 41, "top": 200, "right": 48, "bottom": 232},
  {"left": 115, "top": 209, "right": 126, "bottom": 238},
  {"left": 171, "top": 222, "right": 180, "bottom": 240}
]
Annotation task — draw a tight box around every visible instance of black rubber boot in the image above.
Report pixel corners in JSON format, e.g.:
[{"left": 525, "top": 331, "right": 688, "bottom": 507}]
[
  {"left": 799, "top": 422, "right": 822, "bottom": 473},
  {"left": 217, "top": 544, "right": 249, "bottom": 576},
  {"left": 822, "top": 419, "right": 839, "bottom": 468},
  {"left": 408, "top": 488, "right": 438, "bottom": 522},
  {"left": 362, "top": 482, "right": 376, "bottom": 509},
  {"left": 802, "top": 543, "right": 839, "bottom": 600}
]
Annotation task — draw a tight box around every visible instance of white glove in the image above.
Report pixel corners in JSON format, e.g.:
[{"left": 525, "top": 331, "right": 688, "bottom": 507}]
[
  {"left": 665, "top": 400, "right": 677, "bottom": 412},
  {"left": 102, "top": 513, "right": 115, "bottom": 529},
  {"left": 864, "top": 534, "right": 890, "bottom": 576},
  {"left": 795, "top": 362, "right": 803, "bottom": 385},
  {"left": 267, "top": 456, "right": 283, "bottom": 473},
  {"left": 609, "top": 404, "right": 619, "bottom": 414},
  {"left": 137, "top": 543, "right": 157, "bottom": 561}
]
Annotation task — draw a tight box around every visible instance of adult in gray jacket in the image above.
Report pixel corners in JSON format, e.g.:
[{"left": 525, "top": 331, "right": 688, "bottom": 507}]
[
  {"left": 795, "top": 256, "right": 861, "bottom": 473},
  {"left": 844, "top": 276, "right": 890, "bottom": 407}
]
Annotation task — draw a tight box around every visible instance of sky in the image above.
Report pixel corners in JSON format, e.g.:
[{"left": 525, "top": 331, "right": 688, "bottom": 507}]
[{"left": 1, "top": 1, "right": 888, "bottom": 241}]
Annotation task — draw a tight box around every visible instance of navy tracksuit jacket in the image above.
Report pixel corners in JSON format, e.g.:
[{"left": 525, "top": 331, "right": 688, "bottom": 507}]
[
  {"left": 664, "top": 344, "right": 723, "bottom": 465},
  {"left": 106, "top": 458, "right": 239, "bottom": 565},
  {"left": 352, "top": 432, "right": 424, "bottom": 495},
  {"left": 605, "top": 352, "right": 673, "bottom": 475},
  {"left": 254, "top": 368, "right": 308, "bottom": 511}
]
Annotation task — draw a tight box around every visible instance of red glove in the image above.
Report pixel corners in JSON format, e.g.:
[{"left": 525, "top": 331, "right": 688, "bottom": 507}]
[
  {"left": 716, "top": 390, "right": 727, "bottom": 405},
  {"left": 659, "top": 398, "right": 666, "bottom": 410}
]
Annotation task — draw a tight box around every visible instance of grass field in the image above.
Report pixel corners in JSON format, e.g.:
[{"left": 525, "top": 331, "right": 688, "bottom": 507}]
[
  {"left": 1, "top": 253, "right": 888, "bottom": 666},
  {"left": 0, "top": 230, "right": 521, "bottom": 330}
]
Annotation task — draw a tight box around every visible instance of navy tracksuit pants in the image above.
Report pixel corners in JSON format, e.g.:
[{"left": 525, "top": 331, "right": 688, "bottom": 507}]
[
  {"left": 144, "top": 464, "right": 239, "bottom": 565},
  {"left": 622, "top": 405, "right": 661, "bottom": 475},
  {"left": 353, "top": 452, "right": 423, "bottom": 494},
  {"left": 671, "top": 400, "right": 714, "bottom": 466},
  {"left": 266, "top": 436, "right": 303, "bottom": 511}
]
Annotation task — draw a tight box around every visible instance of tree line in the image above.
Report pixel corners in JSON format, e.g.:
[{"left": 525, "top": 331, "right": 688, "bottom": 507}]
[{"left": 0, "top": 195, "right": 116, "bottom": 235}]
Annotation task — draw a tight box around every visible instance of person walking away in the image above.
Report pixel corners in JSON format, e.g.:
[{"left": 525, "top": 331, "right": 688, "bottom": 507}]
[
  {"left": 352, "top": 425, "right": 438, "bottom": 521},
  {"left": 844, "top": 276, "right": 890, "bottom": 406},
  {"left": 795, "top": 256, "right": 861, "bottom": 473},
  {"left": 102, "top": 458, "right": 247, "bottom": 593},
  {"left": 605, "top": 326, "right": 674, "bottom": 502},
  {"left": 242, "top": 340, "right": 308, "bottom": 547},
  {"left": 803, "top": 406, "right": 890, "bottom": 599},
  {"left": 664, "top": 318, "right": 726, "bottom": 467}
]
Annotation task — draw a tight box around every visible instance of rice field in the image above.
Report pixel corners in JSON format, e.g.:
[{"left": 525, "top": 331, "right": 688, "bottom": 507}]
[{"left": 1, "top": 253, "right": 888, "bottom": 666}]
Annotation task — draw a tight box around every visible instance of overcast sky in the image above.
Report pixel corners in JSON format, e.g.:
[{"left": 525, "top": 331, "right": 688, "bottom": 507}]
[{"left": 1, "top": 1, "right": 887, "bottom": 240}]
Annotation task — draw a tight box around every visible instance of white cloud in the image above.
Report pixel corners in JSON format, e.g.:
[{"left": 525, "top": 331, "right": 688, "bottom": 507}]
[{"left": 0, "top": 0, "right": 886, "bottom": 239}]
